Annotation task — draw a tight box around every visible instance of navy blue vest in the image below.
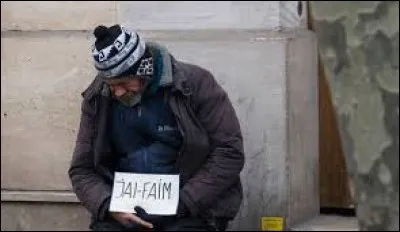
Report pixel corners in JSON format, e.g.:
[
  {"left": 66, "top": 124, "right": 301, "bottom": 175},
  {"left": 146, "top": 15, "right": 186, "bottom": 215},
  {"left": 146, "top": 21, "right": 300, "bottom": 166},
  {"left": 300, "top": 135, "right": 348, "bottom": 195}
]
[{"left": 111, "top": 87, "right": 182, "bottom": 174}]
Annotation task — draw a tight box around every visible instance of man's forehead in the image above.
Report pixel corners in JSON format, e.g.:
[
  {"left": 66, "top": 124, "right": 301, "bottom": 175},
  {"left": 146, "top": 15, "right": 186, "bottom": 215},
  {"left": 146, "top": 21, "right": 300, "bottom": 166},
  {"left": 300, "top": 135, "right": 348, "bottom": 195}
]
[{"left": 104, "top": 76, "right": 143, "bottom": 85}]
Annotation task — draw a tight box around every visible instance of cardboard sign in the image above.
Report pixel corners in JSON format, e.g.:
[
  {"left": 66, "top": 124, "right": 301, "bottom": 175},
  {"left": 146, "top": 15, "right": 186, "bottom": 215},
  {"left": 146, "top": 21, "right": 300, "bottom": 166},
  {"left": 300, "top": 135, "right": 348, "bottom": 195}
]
[{"left": 109, "top": 172, "right": 180, "bottom": 215}]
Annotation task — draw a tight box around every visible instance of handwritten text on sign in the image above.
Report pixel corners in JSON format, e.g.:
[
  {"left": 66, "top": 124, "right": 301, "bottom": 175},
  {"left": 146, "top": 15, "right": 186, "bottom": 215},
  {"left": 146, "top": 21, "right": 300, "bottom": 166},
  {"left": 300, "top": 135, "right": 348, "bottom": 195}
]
[{"left": 109, "top": 172, "right": 180, "bottom": 215}]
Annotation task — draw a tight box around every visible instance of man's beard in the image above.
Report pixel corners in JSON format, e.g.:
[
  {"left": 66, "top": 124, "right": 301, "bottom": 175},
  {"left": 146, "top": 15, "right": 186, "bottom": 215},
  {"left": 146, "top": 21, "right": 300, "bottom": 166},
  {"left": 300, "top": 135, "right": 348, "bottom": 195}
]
[{"left": 116, "top": 91, "right": 142, "bottom": 107}]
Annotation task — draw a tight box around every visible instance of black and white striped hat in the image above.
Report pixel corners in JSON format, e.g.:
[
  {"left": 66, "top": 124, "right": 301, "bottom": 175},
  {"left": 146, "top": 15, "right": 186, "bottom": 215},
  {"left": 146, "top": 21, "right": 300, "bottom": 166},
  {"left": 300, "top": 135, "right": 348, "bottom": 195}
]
[{"left": 91, "top": 24, "right": 153, "bottom": 79}]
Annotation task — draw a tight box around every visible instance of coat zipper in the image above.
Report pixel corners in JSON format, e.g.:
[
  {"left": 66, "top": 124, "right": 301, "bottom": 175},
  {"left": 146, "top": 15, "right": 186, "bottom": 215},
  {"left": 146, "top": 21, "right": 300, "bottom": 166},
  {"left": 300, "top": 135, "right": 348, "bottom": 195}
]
[
  {"left": 171, "top": 98, "right": 186, "bottom": 173},
  {"left": 144, "top": 148, "right": 148, "bottom": 173},
  {"left": 176, "top": 116, "right": 185, "bottom": 170}
]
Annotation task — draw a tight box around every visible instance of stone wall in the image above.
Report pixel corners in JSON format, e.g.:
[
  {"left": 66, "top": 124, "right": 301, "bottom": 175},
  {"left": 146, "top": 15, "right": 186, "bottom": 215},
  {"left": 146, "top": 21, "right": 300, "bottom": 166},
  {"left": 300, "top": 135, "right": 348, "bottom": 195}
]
[
  {"left": 309, "top": 1, "right": 399, "bottom": 231},
  {"left": 1, "top": 1, "right": 318, "bottom": 230}
]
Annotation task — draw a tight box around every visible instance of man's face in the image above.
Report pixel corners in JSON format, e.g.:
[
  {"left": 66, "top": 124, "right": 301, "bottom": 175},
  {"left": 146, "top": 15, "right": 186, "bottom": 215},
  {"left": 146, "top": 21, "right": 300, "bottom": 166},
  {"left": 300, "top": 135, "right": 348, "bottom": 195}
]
[
  {"left": 105, "top": 76, "right": 144, "bottom": 98},
  {"left": 105, "top": 76, "right": 146, "bottom": 107}
]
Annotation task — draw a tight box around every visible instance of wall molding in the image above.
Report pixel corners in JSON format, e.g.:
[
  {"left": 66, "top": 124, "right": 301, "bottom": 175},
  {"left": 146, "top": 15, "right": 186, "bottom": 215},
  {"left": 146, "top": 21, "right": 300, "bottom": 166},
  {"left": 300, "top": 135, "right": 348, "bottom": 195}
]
[{"left": 1, "top": 190, "right": 79, "bottom": 203}]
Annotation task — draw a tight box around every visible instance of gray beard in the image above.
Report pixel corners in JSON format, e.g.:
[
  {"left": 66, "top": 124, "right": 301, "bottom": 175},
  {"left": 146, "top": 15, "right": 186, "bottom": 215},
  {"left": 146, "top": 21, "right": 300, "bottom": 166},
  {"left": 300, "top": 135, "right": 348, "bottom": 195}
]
[
  {"left": 116, "top": 91, "right": 142, "bottom": 107},
  {"left": 111, "top": 76, "right": 152, "bottom": 107}
]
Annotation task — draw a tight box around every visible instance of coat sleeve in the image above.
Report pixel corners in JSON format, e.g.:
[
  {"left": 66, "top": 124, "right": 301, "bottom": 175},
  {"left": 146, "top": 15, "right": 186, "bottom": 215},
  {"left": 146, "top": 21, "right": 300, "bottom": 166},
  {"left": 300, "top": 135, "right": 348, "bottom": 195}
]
[
  {"left": 68, "top": 97, "right": 112, "bottom": 220},
  {"left": 180, "top": 68, "right": 245, "bottom": 216}
]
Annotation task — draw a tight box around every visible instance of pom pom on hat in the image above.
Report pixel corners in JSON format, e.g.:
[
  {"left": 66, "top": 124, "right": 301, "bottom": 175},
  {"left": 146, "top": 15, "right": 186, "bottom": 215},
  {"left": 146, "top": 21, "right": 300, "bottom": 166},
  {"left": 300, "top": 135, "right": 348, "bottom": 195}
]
[{"left": 93, "top": 25, "right": 109, "bottom": 40}]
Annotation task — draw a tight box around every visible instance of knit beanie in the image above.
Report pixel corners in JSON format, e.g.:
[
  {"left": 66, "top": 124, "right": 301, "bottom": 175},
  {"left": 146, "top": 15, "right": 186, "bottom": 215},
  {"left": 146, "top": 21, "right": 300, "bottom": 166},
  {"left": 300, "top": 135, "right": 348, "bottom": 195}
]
[{"left": 91, "top": 24, "right": 154, "bottom": 79}]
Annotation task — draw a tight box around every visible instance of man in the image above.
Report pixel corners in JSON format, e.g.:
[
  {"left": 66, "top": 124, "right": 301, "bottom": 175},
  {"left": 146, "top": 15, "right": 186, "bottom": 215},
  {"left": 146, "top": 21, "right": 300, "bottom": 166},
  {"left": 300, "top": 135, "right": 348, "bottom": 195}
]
[{"left": 69, "top": 24, "right": 245, "bottom": 231}]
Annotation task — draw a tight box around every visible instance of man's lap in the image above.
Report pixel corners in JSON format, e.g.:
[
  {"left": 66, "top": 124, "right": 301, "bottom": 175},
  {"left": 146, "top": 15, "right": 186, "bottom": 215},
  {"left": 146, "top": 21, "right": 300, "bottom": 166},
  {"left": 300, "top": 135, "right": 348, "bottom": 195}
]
[
  {"left": 163, "top": 217, "right": 216, "bottom": 231},
  {"left": 90, "top": 216, "right": 216, "bottom": 231}
]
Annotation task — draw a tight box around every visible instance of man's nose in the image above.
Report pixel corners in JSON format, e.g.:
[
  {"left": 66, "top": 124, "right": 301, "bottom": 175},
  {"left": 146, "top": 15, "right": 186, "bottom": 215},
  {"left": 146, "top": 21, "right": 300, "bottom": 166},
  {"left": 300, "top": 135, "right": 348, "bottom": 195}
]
[
  {"left": 131, "top": 86, "right": 141, "bottom": 92},
  {"left": 114, "top": 87, "right": 127, "bottom": 97}
]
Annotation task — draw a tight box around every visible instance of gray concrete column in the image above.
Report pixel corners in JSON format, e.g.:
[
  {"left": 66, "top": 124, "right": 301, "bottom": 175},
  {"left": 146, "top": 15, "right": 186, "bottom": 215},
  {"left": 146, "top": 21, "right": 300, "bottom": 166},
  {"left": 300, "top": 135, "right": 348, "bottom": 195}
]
[{"left": 310, "top": 1, "right": 399, "bottom": 231}]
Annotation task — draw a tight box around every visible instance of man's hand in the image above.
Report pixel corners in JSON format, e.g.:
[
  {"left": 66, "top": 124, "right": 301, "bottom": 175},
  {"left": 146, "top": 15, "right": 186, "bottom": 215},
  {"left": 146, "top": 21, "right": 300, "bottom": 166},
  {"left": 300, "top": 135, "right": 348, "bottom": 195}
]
[{"left": 110, "top": 212, "right": 154, "bottom": 229}]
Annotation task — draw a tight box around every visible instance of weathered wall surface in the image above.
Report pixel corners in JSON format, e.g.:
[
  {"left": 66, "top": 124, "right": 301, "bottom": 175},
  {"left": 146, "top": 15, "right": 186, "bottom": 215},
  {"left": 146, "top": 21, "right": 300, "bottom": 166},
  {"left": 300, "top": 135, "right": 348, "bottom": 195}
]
[
  {"left": 1, "top": 1, "right": 116, "bottom": 31},
  {"left": 1, "top": 32, "right": 94, "bottom": 191},
  {"left": 1, "top": 202, "right": 90, "bottom": 231},
  {"left": 1, "top": 1, "right": 318, "bottom": 230},
  {"left": 309, "top": 1, "right": 399, "bottom": 231}
]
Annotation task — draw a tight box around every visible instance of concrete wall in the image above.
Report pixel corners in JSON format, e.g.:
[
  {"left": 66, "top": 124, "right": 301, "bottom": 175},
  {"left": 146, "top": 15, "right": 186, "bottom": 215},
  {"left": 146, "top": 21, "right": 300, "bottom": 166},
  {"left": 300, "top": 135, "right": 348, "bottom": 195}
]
[
  {"left": 309, "top": 1, "right": 399, "bottom": 231},
  {"left": 1, "top": 202, "right": 90, "bottom": 231},
  {"left": 1, "top": 1, "right": 318, "bottom": 230}
]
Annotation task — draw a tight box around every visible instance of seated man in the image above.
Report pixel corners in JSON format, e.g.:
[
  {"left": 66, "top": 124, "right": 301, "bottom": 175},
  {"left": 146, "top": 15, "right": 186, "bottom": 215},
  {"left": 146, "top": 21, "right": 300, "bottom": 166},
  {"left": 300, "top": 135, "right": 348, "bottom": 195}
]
[{"left": 69, "top": 24, "right": 245, "bottom": 231}]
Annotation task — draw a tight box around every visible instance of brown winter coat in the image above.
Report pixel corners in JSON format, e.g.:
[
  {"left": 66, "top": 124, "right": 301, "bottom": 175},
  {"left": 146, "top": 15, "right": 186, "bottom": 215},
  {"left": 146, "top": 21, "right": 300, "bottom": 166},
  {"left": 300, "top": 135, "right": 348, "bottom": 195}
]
[{"left": 68, "top": 55, "right": 245, "bottom": 223}]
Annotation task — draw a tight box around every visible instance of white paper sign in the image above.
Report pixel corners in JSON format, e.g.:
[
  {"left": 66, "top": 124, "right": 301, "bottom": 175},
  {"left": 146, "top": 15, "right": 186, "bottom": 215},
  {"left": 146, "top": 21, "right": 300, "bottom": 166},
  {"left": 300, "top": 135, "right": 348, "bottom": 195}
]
[{"left": 109, "top": 172, "right": 180, "bottom": 215}]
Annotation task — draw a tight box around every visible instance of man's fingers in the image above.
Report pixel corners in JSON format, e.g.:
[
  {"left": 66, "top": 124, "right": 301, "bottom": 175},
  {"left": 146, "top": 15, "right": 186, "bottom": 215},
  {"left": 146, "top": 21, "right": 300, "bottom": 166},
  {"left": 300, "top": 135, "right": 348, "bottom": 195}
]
[{"left": 127, "top": 214, "right": 154, "bottom": 229}]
